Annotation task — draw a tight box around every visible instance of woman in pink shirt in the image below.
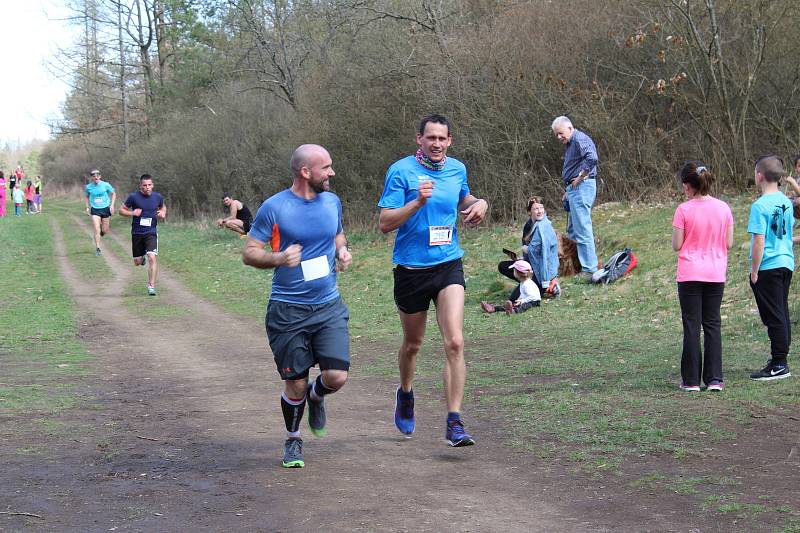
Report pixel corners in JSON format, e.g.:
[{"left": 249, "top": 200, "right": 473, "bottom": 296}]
[{"left": 672, "top": 162, "right": 734, "bottom": 392}]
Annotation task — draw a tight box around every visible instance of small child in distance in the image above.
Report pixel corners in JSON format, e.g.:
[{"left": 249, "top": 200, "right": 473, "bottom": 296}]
[{"left": 481, "top": 260, "right": 541, "bottom": 315}]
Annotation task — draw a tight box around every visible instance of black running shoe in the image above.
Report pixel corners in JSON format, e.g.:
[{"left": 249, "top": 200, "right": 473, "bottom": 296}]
[
  {"left": 750, "top": 360, "right": 791, "bottom": 381},
  {"left": 307, "top": 384, "right": 327, "bottom": 438},
  {"left": 282, "top": 437, "right": 304, "bottom": 468}
]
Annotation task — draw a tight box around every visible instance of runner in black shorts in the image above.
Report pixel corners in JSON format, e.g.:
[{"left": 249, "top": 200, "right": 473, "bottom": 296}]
[
  {"left": 393, "top": 259, "right": 466, "bottom": 314},
  {"left": 132, "top": 233, "right": 158, "bottom": 259},
  {"left": 378, "top": 114, "right": 488, "bottom": 447},
  {"left": 84, "top": 170, "right": 116, "bottom": 256},
  {"left": 243, "top": 144, "right": 353, "bottom": 469},
  {"left": 119, "top": 174, "right": 166, "bottom": 296},
  {"left": 217, "top": 194, "right": 252, "bottom": 236}
]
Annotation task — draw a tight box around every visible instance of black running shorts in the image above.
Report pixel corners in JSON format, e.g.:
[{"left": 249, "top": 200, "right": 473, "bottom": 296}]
[
  {"left": 393, "top": 258, "right": 466, "bottom": 314},
  {"left": 266, "top": 297, "right": 350, "bottom": 381},
  {"left": 132, "top": 233, "right": 158, "bottom": 258},
  {"left": 90, "top": 207, "right": 112, "bottom": 218}
]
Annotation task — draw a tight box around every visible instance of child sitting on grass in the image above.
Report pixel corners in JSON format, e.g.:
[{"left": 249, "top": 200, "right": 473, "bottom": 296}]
[{"left": 481, "top": 260, "right": 541, "bottom": 315}]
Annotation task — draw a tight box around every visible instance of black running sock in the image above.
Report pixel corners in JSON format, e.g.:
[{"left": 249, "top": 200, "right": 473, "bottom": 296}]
[
  {"left": 281, "top": 394, "right": 306, "bottom": 433},
  {"left": 310, "top": 374, "right": 335, "bottom": 402},
  {"left": 447, "top": 411, "right": 461, "bottom": 423}
]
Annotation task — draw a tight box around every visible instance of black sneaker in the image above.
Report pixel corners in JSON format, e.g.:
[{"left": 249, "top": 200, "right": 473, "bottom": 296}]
[
  {"left": 750, "top": 360, "right": 791, "bottom": 381},
  {"left": 282, "top": 437, "right": 304, "bottom": 468},
  {"left": 307, "top": 384, "right": 326, "bottom": 438}
]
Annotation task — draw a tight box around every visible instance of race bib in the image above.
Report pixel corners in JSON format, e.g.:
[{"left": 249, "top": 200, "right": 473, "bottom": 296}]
[
  {"left": 429, "top": 225, "right": 452, "bottom": 246},
  {"left": 139, "top": 217, "right": 152, "bottom": 227},
  {"left": 93, "top": 197, "right": 105, "bottom": 205},
  {"left": 300, "top": 255, "right": 330, "bottom": 282}
]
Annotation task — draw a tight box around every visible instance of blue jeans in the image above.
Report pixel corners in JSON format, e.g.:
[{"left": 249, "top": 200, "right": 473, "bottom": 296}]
[{"left": 566, "top": 179, "right": 598, "bottom": 272}]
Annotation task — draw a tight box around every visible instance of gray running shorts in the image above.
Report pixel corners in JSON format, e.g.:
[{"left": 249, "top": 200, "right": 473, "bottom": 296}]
[{"left": 266, "top": 297, "right": 350, "bottom": 380}]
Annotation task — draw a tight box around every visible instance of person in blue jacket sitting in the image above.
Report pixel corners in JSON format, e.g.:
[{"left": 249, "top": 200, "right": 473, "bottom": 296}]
[{"left": 495, "top": 196, "right": 560, "bottom": 300}]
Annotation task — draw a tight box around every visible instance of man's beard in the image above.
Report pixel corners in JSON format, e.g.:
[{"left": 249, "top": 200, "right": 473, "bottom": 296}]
[{"left": 310, "top": 180, "right": 329, "bottom": 194}]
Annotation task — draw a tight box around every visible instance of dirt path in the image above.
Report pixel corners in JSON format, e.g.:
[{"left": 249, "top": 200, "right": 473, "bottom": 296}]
[
  {"left": 10, "top": 215, "right": 773, "bottom": 532},
  {"left": 3, "top": 216, "right": 601, "bottom": 532}
]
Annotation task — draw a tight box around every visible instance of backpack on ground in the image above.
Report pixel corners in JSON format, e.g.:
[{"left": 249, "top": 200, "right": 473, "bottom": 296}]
[{"left": 590, "top": 247, "right": 637, "bottom": 284}]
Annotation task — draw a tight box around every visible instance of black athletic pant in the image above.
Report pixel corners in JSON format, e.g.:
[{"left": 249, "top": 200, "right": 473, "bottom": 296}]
[
  {"left": 750, "top": 267, "right": 792, "bottom": 364},
  {"left": 678, "top": 281, "right": 724, "bottom": 387}
]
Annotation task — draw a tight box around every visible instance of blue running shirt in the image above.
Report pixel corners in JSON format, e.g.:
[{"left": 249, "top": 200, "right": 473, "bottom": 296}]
[
  {"left": 123, "top": 191, "right": 164, "bottom": 235},
  {"left": 85, "top": 181, "right": 115, "bottom": 209},
  {"left": 249, "top": 189, "right": 343, "bottom": 305},
  {"left": 747, "top": 191, "right": 795, "bottom": 271},
  {"left": 378, "top": 155, "right": 470, "bottom": 267}
]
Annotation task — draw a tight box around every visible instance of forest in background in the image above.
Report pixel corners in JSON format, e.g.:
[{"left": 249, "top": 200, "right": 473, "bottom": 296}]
[{"left": 37, "top": 0, "right": 800, "bottom": 223}]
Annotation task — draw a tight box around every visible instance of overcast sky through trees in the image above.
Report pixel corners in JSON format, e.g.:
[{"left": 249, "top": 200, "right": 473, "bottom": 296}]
[{"left": 0, "top": 0, "right": 75, "bottom": 145}]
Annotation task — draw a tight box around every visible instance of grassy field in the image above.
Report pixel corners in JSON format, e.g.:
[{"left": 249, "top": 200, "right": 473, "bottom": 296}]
[
  {"left": 115, "top": 194, "right": 798, "bottom": 527},
  {"left": 0, "top": 198, "right": 93, "bottom": 452},
  {"left": 56, "top": 193, "right": 799, "bottom": 455},
  {"left": 8, "top": 194, "right": 800, "bottom": 529}
]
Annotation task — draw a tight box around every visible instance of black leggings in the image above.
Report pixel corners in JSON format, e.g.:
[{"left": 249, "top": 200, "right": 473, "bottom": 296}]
[{"left": 677, "top": 281, "right": 724, "bottom": 386}]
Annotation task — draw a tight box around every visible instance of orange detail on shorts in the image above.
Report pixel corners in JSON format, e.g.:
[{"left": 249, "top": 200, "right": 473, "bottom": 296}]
[{"left": 270, "top": 223, "right": 281, "bottom": 252}]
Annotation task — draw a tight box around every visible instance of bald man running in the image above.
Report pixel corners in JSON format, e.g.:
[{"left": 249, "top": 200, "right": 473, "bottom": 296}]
[{"left": 243, "top": 144, "right": 353, "bottom": 469}]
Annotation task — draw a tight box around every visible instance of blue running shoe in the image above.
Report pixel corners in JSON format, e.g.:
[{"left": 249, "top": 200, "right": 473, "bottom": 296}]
[
  {"left": 394, "top": 386, "right": 415, "bottom": 436},
  {"left": 282, "top": 437, "right": 304, "bottom": 468},
  {"left": 445, "top": 418, "right": 475, "bottom": 447}
]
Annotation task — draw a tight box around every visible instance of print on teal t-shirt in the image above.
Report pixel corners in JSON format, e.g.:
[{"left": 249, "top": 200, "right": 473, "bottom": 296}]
[
  {"left": 249, "top": 189, "right": 343, "bottom": 305},
  {"left": 377, "top": 155, "right": 470, "bottom": 267},
  {"left": 747, "top": 191, "right": 795, "bottom": 271},
  {"left": 85, "top": 181, "right": 115, "bottom": 209}
]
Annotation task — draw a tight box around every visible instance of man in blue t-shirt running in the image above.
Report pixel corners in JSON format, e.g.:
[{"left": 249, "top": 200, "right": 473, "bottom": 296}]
[
  {"left": 84, "top": 169, "right": 116, "bottom": 256},
  {"left": 378, "top": 114, "right": 488, "bottom": 447},
  {"left": 119, "top": 174, "right": 166, "bottom": 296},
  {"left": 243, "top": 144, "right": 353, "bottom": 469}
]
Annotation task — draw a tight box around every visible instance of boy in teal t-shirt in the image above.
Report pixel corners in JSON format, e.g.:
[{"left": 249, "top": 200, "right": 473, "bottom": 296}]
[{"left": 748, "top": 155, "right": 794, "bottom": 381}]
